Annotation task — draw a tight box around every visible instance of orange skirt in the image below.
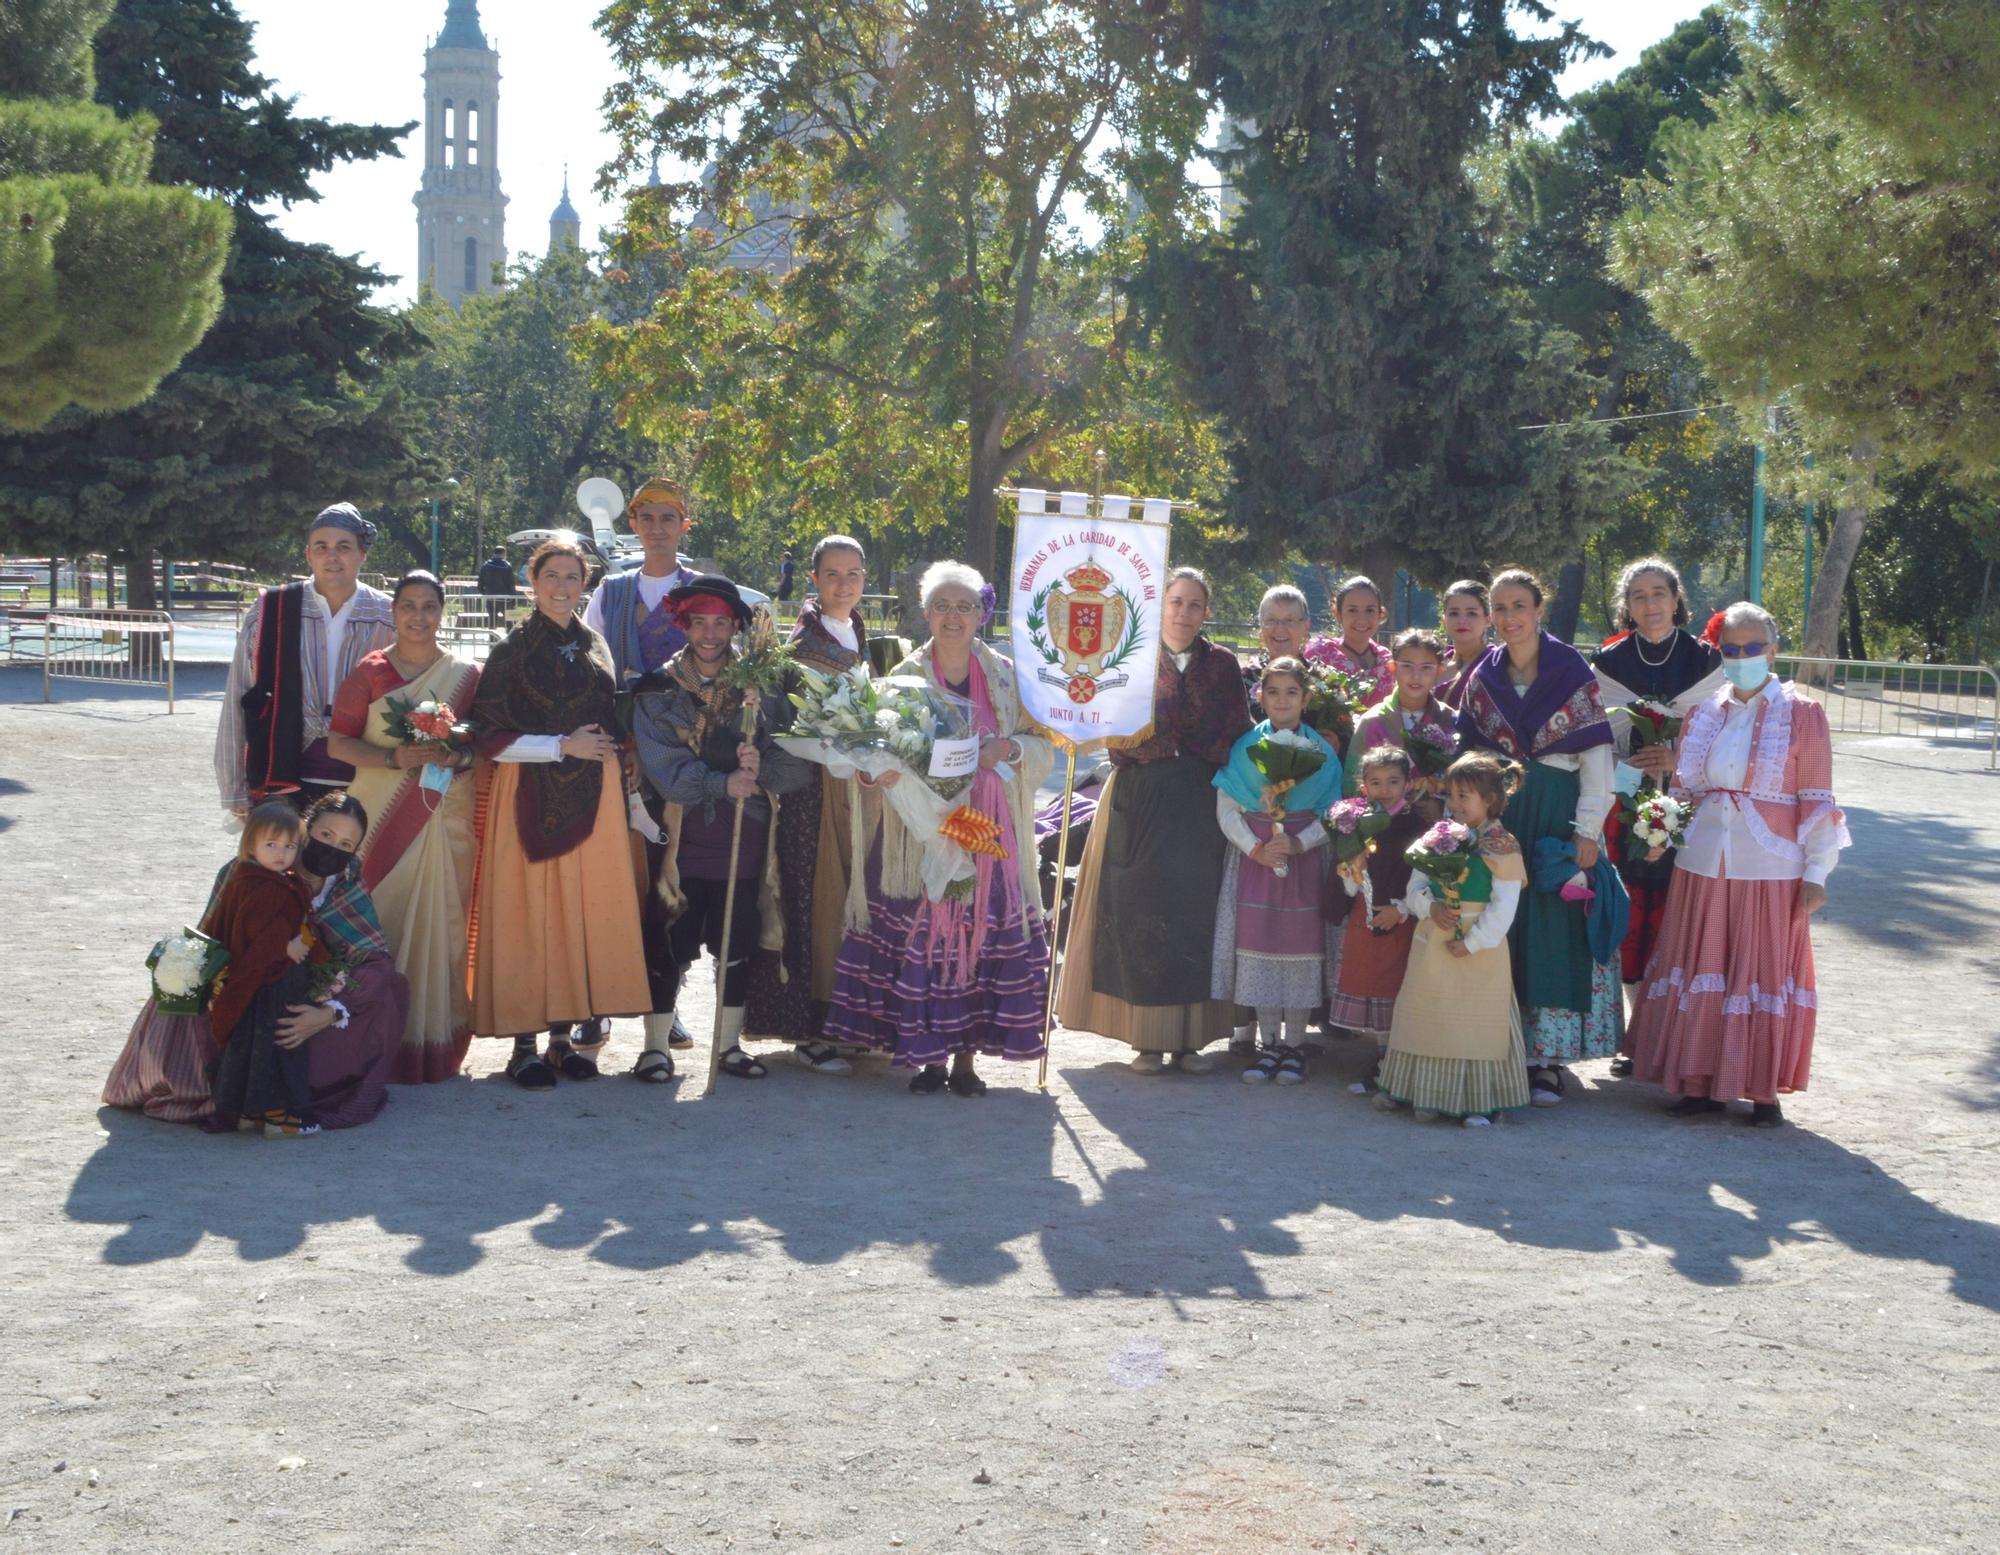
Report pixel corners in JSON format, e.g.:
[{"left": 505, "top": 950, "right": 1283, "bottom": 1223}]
[{"left": 469, "top": 758, "right": 652, "bottom": 1036}]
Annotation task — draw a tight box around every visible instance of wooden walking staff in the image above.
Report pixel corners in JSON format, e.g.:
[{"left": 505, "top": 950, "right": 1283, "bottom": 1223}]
[
  {"left": 698, "top": 682, "right": 761, "bottom": 1100},
  {"left": 1035, "top": 734, "right": 1080, "bottom": 1090}
]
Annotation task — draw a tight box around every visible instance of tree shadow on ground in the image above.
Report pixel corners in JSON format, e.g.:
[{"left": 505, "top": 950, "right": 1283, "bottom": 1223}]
[
  {"left": 64, "top": 1046, "right": 2000, "bottom": 1314},
  {"left": 1048, "top": 1056, "right": 2000, "bottom": 1313},
  {"left": 67, "top": 1057, "right": 1081, "bottom": 1287},
  {"left": 1829, "top": 799, "right": 2000, "bottom": 959},
  {"left": 0, "top": 775, "right": 24, "bottom": 833}
]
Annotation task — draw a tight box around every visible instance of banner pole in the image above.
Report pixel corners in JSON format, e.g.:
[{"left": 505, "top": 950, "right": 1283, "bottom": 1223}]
[{"left": 1036, "top": 740, "right": 1080, "bottom": 1091}]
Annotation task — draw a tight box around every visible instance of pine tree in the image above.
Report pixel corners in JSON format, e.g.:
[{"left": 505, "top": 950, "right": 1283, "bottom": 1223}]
[
  {"left": 1612, "top": 0, "right": 2000, "bottom": 661},
  {"left": 1146, "top": 0, "right": 1616, "bottom": 594},
  {"left": 0, "top": 0, "right": 435, "bottom": 604},
  {"left": 0, "top": 0, "right": 231, "bottom": 428}
]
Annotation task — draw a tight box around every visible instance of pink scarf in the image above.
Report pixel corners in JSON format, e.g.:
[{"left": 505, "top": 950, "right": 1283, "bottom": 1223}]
[{"left": 914, "top": 649, "right": 1023, "bottom": 986}]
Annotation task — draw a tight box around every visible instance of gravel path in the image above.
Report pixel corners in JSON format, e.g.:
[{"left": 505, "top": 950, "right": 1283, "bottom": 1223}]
[{"left": 2, "top": 666, "right": 1996, "bottom": 1554}]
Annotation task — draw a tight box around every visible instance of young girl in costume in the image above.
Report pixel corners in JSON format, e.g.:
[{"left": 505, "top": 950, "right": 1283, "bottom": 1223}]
[
  {"left": 202, "top": 800, "right": 323, "bottom": 1135},
  {"left": 1322, "top": 576, "right": 1395, "bottom": 709},
  {"left": 1375, "top": 752, "right": 1533, "bottom": 1127},
  {"left": 1328, "top": 747, "right": 1428, "bottom": 1092},
  {"left": 1343, "top": 628, "right": 1458, "bottom": 811},
  {"left": 1209, "top": 658, "right": 1345, "bottom": 1085}
]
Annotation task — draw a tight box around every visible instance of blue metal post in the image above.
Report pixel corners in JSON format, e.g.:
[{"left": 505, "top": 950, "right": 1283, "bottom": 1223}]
[
  {"left": 1748, "top": 442, "right": 1767, "bottom": 604},
  {"left": 1801, "top": 452, "right": 1815, "bottom": 625},
  {"left": 429, "top": 497, "right": 441, "bottom": 576}
]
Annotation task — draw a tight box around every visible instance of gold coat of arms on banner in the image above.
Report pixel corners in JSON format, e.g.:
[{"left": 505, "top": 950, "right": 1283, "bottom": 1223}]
[{"left": 1029, "top": 559, "right": 1143, "bottom": 705}]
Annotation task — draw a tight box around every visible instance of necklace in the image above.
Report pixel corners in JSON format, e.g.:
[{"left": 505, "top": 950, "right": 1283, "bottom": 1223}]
[{"left": 1633, "top": 630, "right": 1677, "bottom": 669}]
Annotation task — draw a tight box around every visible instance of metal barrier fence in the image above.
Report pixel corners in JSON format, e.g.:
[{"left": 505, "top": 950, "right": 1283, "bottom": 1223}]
[
  {"left": 40, "top": 608, "right": 177, "bottom": 710},
  {"left": 1778, "top": 655, "right": 1996, "bottom": 768}
]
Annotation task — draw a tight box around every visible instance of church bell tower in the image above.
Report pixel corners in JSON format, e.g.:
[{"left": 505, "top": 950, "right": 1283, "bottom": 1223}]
[{"left": 414, "top": 0, "right": 507, "bottom": 307}]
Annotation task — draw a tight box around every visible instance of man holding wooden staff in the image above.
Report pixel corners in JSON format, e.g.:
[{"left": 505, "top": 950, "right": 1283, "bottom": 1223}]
[{"left": 629, "top": 575, "right": 810, "bottom": 1084}]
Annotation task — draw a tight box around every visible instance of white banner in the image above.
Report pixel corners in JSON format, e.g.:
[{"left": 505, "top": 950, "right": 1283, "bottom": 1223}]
[{"left": 1008, "top": 505, "right": 1169, "bottom": 748}]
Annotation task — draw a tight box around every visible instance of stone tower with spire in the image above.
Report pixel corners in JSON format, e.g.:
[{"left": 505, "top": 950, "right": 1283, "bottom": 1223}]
[
  {"left": 548, "top": 168, "right": 581, "bottom": 255},
  {"left": 413, "top": 0, "right": 507, "bottom": 307}
]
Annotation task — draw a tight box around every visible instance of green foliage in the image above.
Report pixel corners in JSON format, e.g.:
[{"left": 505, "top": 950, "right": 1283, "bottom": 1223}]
[
  {"left": 377, "top": 244, "right": 673, "bottom": 577},
  {"left": 1145, "top": 0, "right": 1621, "bottom": 590},
  {"left": 0, "top": 0, "right": 429, "bottom": 591},
  {"left": 1612, "top": 1, "right": 2000, "bottom": 657},
  {"left": 591, "top": 1, "right": 1215, "bottom": 581},
  {"left": 0, "top": 0, "right": 231, "bottom": 428}
]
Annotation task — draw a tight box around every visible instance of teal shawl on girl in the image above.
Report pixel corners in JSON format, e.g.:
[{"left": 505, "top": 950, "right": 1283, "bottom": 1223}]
[{"left": 1214, "top": 720, "right": 1344, "bottom": 815}]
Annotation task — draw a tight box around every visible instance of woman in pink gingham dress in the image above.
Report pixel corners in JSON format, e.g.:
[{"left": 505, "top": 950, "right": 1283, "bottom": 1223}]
[{"left": 1626, "top": 602, "right": 1850, "bottom": 1127}]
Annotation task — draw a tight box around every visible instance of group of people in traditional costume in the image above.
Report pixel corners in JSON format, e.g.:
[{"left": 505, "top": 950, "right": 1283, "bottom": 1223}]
[
  {"left": 1052, "top": 562, "right": 1848, "bottom": 1129},
  {"left": 102, "top": 493, "right": 1847, "bottom": 1136}
]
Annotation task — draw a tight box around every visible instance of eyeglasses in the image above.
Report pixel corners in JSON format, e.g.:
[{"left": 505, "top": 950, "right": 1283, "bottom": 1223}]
[
  {"left": 928, "top": 599, "right": 979, "bottom": 617},
  {"left": 1718, "top": 641, "right": 1770, "bottom": 659},
  {"left": 1259, "top": 616, "right": 1307, "bottom": 630}
]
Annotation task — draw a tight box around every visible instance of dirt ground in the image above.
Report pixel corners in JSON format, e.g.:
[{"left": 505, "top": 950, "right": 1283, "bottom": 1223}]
[{"left": 2, "top": 665, "right": 1997, "bottom": 1555}]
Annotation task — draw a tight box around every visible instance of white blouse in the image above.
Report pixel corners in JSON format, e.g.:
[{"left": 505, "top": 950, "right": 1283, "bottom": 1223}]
[
  {"left": 1676, "top": 679, "right": 1845, "bottom": 886},
  {"left": 1507, "top": 668, "right": 1614, "bottom": 841}
]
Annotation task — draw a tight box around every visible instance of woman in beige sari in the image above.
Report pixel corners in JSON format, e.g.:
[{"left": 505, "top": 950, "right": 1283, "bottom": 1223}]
[{"left": 328, "top": 570, "right": 480, "bottom": 1083}]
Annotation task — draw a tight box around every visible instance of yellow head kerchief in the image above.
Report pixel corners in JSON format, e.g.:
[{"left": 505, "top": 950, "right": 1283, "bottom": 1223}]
[{"left": 626, "top": 478, "right": 687, "bottom": 520}]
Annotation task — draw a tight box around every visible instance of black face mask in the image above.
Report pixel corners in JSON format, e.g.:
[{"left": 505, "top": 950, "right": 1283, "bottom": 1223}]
[{"left": 300, "top": 837, "right": 354, "bottom": 880}]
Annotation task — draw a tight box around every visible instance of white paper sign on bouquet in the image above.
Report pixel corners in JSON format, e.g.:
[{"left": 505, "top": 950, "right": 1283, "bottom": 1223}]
[
  {"left": 928, "top": 736, "right": 980, "bottom": 779},
  {"left": 1008, "top": 491, "right": 1170, "bottom": 749}
]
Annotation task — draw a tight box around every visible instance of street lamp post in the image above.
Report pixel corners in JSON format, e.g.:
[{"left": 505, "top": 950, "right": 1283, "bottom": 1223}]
[{"left": 429, "top": 476, "right": 462, "bottom": 576}]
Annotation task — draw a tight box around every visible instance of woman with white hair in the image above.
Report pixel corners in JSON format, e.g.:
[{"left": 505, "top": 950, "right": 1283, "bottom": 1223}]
[
  {"left": 1626, "top": 602, "right": 1850, "bottom": 1127},
  {"left": 822, "top": 562, "right": 1054, "bottom": 1094}
]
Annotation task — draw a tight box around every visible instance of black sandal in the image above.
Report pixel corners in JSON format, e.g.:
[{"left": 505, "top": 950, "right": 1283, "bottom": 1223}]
[
  {"left": 668, "top": 1013, "right": 694, "bottom": 1051},
  {"left": 908, "top": 1066, "right": 948, "bottom": 1095},
  {"left": 1749, "top": 1101, "right": 1785, "bottom": 1128},
  {"left": 1610, "top": 1055, "right": 1634, "bottom": 1077},
  {"left": 1666, "top": 1094, "right": 1725, "bottom": 1118},
  {"left": 948, "top": 1067, "right": 988, "bottom": 1097},
  {"left": 505, "top": 1051, "right": 557, "bottom": 1090},
  {"left": 718, "top": 1047, "right": 767, "bottom": 1080},
  {"left": 632, "top": 1048, "right": 676, "bottom": 1084},
  {"left": 547, "top": 1041, "right": 599, "bottom": 1081},
  {"left": 1242, "top": 1050, "right": 1282, "bottom": 1085}
]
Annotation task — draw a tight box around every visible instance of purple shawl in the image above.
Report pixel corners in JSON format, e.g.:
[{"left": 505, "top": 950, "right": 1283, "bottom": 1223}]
[{"left": 1456, "top": 632, "right": 1611, "bottom": 761}]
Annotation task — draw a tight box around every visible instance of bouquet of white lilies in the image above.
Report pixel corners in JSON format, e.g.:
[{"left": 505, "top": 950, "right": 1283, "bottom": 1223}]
[{"left": 779, "top": 667, "right": 985, "bottom": 900}]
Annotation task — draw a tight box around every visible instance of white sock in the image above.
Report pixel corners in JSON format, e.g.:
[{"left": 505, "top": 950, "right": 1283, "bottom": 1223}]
[{"left": 642, "top": 1011, "right": 676, "bottom": 1053}]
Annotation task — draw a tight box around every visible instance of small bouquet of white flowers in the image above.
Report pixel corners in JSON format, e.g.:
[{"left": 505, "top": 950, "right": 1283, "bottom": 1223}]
[
  {"left": 1624, "top": 790, "right": 1690, "bottom": 861},
  {"left": 146, "top": 926, "right": 230, "bottom": 1016}
]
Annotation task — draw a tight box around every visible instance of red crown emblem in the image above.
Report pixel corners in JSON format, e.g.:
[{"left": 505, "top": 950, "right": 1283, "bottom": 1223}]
[{"left": 1064, "top": 560, "right": 1112, "bottom": 593}]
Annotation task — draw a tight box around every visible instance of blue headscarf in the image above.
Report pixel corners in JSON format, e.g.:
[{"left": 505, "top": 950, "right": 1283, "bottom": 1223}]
[
  {"left": 1214, "top": 719, "right": 1345, "bottom": 815},
  {"left": 309, "top": 501, "right": 378, "bottom": 548}
]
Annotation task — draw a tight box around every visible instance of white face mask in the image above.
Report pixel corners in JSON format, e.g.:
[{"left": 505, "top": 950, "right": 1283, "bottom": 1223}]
[{"left": 1724, "top": 655, "right": 1769, "bottom": 691}]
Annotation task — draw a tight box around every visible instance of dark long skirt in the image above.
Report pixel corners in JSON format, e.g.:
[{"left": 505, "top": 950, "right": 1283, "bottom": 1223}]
[
  {"left": 208, "top": 964, "right": 316, "bottom": 1121},
  {"left": 1088, "top": 754, "right": 1228, "bottom": 1006}
]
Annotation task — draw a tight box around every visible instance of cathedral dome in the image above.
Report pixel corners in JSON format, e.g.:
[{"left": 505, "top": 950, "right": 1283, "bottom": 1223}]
[{"left": 437, "top": 0, "right": 489, "bottom": 51}]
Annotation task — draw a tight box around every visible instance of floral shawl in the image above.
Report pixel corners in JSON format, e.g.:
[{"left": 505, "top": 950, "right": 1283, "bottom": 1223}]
[
  {"left": 1112, "top": 636, "right": 1252, "bottom": 769},
  {"left": 1456, "top": 634, "right": 1612, "bottom": 762}
]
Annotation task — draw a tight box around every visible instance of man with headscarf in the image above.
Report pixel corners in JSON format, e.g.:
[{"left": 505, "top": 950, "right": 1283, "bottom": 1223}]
[
  {"left": 578, "top": 478, "right": 703, "bottom": 1057},
  {"left": 630, "top": 574, "right": 811, "bottom": 1083},
  {"left": 214, "top": 503, "right": 397, "bottom": 815},
  {"left": 581, "top": 477, "right": 699, "bottom": 682}
]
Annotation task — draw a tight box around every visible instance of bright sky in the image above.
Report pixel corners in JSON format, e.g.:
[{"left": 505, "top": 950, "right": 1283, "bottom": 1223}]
[{"left": 240, "top": 0, "right": 1716, "bottom": 308}]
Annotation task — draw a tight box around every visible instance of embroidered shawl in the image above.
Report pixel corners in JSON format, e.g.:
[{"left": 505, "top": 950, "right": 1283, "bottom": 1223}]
[
  {"left": 472, "top": 610, "right": 620, "bottom": 861},
  {"left": 1112, "top": 636, "right": 1253, "bottom": 769},
  {"left": 788, "top": 600, "right": 867, "bottom": 677},
  {"left": 1315, "top": 636, "right": 1394, "bottom": 705},
  {"left": 1457, "top": 634, "right": 1612, "bottom": 762}
]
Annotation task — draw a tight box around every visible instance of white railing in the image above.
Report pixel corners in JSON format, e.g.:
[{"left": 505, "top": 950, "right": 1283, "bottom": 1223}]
[
  {"left": 1779, "top": 655, "right": 1996, "bottom": 768},
  {"left": 41, "top": 608, "right": 177, "bottom": 710}
]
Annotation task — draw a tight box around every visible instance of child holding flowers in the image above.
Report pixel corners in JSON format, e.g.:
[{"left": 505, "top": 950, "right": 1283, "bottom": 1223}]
[
  {"left": 1325, "top": 747, "right": 1429, "bottom": 1091},
  {"left": 1375, "top": 752, "right": 1533, "bottom": 1127},
  {"left": 201, "top": 801, "right": 325, "bottom": 1135},
  {"left": 1343, "top": 628, "right": 1458, "bottom": 813},
  {"left": 1210, "top": 658, "right": 1344, "bottom": 1084}
]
